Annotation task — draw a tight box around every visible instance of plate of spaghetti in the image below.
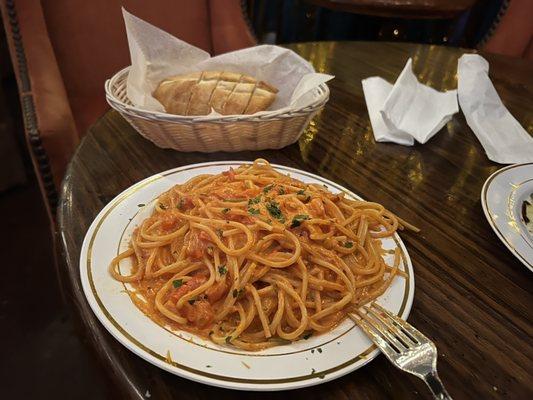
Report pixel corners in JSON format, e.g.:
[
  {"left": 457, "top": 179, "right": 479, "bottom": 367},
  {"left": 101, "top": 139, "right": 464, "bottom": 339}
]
[{"left": 80, "top": 159, "right": 416, "bottom": 390}]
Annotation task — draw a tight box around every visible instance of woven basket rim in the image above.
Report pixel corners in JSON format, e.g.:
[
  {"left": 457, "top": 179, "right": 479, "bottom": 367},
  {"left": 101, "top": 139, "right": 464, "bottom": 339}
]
[{"left": 105, "top": 66, "right": 330, "bottom": 123}]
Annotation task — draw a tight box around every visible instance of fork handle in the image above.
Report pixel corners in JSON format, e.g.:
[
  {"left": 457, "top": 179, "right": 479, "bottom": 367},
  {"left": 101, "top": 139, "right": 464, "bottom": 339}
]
[{"left": 423, "top": 371, "right": 452, "bottom": 400}]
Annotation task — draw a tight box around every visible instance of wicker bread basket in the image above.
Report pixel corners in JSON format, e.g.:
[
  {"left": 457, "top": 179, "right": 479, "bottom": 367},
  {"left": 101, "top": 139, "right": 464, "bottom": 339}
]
[{"left": 105, "top": 67, "right": 329, "bottom": 152}]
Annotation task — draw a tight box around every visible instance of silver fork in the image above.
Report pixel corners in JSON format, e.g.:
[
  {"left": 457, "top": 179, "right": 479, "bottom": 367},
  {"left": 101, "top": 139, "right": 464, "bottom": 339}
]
[{"left": 350, "top": 303, "right": 452, "bottom": 400}]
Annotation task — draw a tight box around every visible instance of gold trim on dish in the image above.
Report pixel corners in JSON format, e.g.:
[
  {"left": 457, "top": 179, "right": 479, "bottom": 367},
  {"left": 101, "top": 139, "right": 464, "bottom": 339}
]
[
  {"left": 86, "top": 162, "right": 413, "bottom": 384},
  {"left": 506, "top": 178, "right": 533, "bottom": 248},
  {"left": 482, "top": 163, "right": 533, "bottom": 269}
]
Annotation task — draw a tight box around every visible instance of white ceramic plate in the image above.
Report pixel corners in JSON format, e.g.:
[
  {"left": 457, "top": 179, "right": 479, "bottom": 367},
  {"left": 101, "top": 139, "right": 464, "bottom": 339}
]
[
  {"left": 80, "top": 161, "right": 415, "bottom": 391},
  {"left": 481, "top": 163, "right": 533, "bottom": 272}
]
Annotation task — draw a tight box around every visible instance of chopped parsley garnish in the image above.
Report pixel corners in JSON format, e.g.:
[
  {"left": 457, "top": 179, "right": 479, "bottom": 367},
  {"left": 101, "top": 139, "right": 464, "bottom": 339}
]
[
  {"left": 297, "top": 189, "right": 305, "bottom": 195},
  {"left": 317, "top": 348, "right": 323, "bottom": 353},
  {"left": 222, "top": 208, "right": 230, "bottom": 214},
  {"left": 232, "top": 288, "right": 244, "bottom": 298},
  {"left": 172, "top": 279, "right": 183, "bottom": 288},
  {"left": 266, "top": 201, "right": 285, "bottom": 223},
  {"left": 263, "top": 184, "right": 274, "bottom": 193},
  {"left": 344, "top": 241, "right": 354, "bottom": 248},
  {"left": 206, "top": 365, "right": 212, "bottom": 368},
  {"left": 291, "top": 214, "right": 310, "bottom": 228},
  {"left": 137, "top": 203, "right": 145, "bottom": 207},
  {"left": 159, "top": 203, "right": 167, "bottom": 210},
  {"left": 218, "top": 265, "right": 227, "bottom": 275},
  {"left": 302, "top": 331, "right": 313, "bottom": 340},
  {"left": 311, "top": 368, "right": 316, "bottom": 374},
  {"left": 188, "top": 298, "right": 196, "bottom": 305},
  {"left": 248, "top": 195, "right": 261, "bottom": 205},
  {"left": 177, "top": 199, "right": 185, "bottom": 209},
  {"left": 216, "top": 229, "right": 223, "bottom": 238},
  {"left": 278, "top": 187, "right": 285, "bottom": 195},
  {"left": 225, "top": 336, "right": 232, "bottom": 344},
  {"left": 248, "top": 207, "right": 260, "bottom": 215}
]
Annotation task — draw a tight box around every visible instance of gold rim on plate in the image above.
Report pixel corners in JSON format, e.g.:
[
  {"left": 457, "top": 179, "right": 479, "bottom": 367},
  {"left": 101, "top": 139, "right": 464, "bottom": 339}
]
[{"left": 481, "top": 162, "right": 533, "bottom": 270}]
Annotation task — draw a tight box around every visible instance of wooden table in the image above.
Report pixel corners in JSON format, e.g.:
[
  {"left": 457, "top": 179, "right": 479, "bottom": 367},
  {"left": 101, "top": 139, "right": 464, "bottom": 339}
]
[{"left": 58, "top": 42, "right": 533, "bottom": 399}]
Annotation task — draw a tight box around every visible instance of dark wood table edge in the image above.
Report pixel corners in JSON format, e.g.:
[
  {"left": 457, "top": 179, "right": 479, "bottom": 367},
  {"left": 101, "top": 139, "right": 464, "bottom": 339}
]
[{"left": 57, "top": 137, "right": 142, "bottom": 398}]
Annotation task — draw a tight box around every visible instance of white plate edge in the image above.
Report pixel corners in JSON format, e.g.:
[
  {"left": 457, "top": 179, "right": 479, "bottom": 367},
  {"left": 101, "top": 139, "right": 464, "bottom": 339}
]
[{"left": 480, "top": 164, "right": 533, "bottom": 273}]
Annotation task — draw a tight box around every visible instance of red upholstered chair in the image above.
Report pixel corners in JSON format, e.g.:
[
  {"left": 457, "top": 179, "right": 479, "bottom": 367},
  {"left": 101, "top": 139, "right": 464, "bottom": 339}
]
[
  {"left": 0, "top": 0, "right": 256, "bottom": 221},
  {"left": 481, "top": 0, "right": 533, "bottom": 60}
]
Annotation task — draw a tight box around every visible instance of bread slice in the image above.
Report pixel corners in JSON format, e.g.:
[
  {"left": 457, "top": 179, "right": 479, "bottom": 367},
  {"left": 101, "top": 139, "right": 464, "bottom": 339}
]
[{"left": 153, "top": 71, "right": 278, "bottom": 116}]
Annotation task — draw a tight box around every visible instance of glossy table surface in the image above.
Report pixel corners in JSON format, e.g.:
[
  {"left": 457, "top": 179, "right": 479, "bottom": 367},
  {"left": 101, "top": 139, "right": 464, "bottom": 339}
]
[{"left": 58, "top": 41, "right": 533, "bottom": 399}]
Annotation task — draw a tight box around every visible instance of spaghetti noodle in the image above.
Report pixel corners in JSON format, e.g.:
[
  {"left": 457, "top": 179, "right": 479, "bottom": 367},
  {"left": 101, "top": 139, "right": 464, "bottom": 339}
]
[{"left": 109, "top": 159, "right": 417, "bottom": 350}]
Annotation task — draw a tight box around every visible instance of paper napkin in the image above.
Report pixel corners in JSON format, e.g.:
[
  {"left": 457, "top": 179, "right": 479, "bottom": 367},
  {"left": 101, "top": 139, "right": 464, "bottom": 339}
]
[
  {"left": 363, "top": 58, "right": 458, "bottom": 145},
  {"left": 361, "top": 77, "right": 414, "bottom": 145},
  {"left": 458, "top": 54, "right": 533, "bottom": 164}
]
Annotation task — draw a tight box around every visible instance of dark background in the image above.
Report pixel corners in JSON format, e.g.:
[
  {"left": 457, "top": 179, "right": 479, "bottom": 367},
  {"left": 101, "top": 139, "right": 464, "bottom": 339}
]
[{"left": 249, "top": 0, "right": 504, "bottom": 46}]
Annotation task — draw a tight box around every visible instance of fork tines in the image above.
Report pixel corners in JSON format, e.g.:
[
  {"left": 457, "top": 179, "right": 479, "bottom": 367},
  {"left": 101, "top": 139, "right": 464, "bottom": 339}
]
[
  {"left": 350, "top": 302, "right": 428, "bottom": 356},
  {"left": 350, "top": 303, "right": 452, "bottom": 399}
]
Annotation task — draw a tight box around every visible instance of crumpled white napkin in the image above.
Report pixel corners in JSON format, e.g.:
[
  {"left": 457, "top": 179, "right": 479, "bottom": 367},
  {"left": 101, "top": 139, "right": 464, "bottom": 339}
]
[
  {"left": 362, "top": 77, "right": 414, "bottom": 145},
  {"left": 362, "top": 58, "right": 458, "bottom": 145},
  {"left": 458, "top": 54, "right": 533, "bottom": 164},
  {"left": 122, "top": 8, "right": 333, "bottom": 116}
]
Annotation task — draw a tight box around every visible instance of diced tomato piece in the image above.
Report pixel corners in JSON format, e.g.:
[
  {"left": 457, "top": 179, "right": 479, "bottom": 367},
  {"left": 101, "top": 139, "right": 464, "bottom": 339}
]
[
  {"left": 205, "top": 278, "right": 228, "bottom": 303},
  {"left": 169, "top": 275, "right": 206, "bottom": 302},
  {"left": 222, "top": 167, "right": 236, "bottom": 181},
  {"left": 179, "top": 195, "right": 194, "bottom": 211},
  {"left": 198, "top": 230, "right": 211, "bottom": 242},
  {"left": 160, "top": 211, "right": 180, "bottom": 231},
  {"left": 308, "top": 198, "right": 325, "bottom": 217},
  {"left": 182, "top": 300, "right": 214, "bottom": 328},
  {"left": 187, "top": 231, "right": 211, "bottom": 259}
]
